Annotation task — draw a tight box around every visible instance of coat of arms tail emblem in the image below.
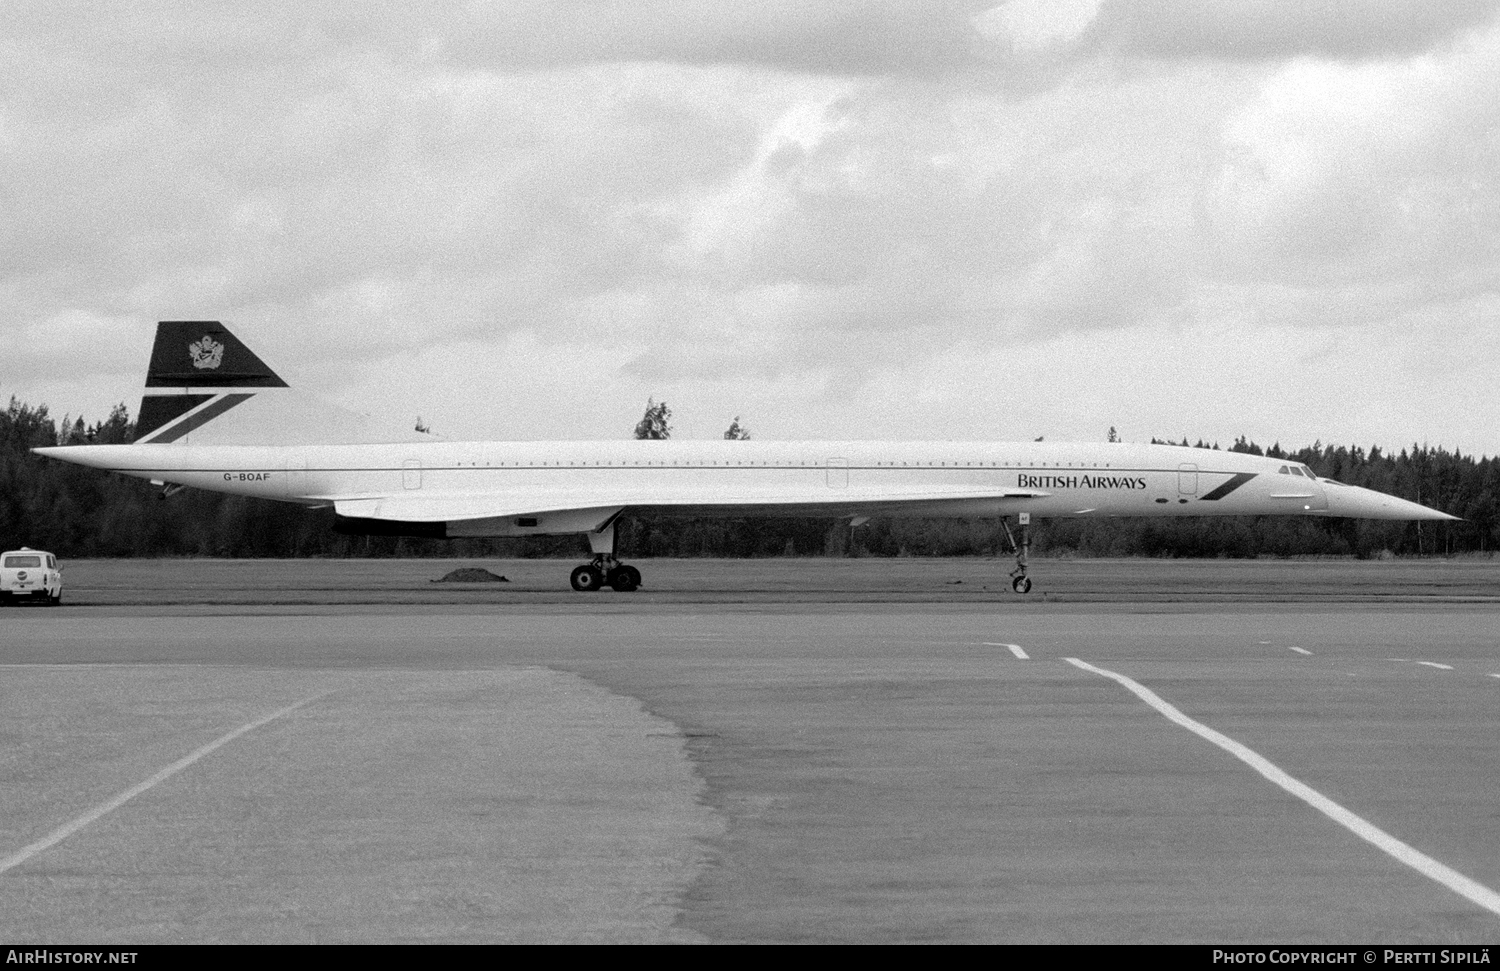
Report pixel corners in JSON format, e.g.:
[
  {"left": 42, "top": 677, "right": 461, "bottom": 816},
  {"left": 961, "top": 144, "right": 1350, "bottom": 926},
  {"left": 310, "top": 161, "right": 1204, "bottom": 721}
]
[{"left": 188, "top": 336, "right": 224, "bottom": 370}]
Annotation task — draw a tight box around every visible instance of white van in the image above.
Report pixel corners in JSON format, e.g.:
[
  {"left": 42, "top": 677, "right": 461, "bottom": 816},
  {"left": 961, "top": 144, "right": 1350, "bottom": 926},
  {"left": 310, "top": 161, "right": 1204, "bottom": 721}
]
[{"left": 1, "top": 548, "right": 63, "bottom": 605}]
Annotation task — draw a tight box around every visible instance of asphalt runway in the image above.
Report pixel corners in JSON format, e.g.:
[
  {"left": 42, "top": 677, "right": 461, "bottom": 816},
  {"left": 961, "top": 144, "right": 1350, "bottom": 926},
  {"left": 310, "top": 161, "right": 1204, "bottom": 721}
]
[{"left": 2, "top": 557, "right": 1499, "bottom": 943}]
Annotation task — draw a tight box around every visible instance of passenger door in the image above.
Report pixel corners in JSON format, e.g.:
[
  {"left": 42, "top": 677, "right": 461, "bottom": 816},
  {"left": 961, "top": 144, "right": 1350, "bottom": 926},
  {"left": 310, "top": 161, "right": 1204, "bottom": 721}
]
[
  {"left": 1178, "top": 463, "right": 1198, "bottom": 498},
  {"left": 826, "top": 457, "right": 849, "bottom": 489}
]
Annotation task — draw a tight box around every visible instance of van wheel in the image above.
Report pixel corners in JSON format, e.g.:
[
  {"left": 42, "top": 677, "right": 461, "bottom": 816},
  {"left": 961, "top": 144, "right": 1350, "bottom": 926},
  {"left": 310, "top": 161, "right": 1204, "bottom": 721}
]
[{"left": 49, "top": 593, "right": 61, "bottom": 606}]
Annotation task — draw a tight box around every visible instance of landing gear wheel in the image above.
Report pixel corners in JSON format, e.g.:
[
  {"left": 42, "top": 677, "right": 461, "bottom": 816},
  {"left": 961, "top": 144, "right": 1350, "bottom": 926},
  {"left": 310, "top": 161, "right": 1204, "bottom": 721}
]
[
  {"left": 570, "top": 565, "right": 605, "bottom": 592},
  {"left": 1000, "top": 514, "right": 1036, "bottom": 596},
  {"left": 607, "top": 565, "right": 642, "bottom": 592}
]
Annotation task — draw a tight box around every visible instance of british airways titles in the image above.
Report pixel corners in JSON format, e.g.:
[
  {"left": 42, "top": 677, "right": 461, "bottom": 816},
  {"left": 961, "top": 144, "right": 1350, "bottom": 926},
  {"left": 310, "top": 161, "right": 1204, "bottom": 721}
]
[{"left": 1017, "top": 473, "right": 1148, "bottom": 490}]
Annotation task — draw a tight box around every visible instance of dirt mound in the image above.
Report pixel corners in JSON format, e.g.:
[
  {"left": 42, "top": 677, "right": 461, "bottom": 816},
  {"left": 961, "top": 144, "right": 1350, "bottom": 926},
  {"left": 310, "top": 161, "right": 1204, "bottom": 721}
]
[{"left": 433, "top": 568, "right": 510, "bottom": 583}]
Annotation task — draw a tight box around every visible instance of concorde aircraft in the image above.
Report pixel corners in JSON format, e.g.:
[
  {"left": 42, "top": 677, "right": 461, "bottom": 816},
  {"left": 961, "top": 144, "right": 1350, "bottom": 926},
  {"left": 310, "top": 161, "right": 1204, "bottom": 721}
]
[{"left": 35, "top": 321, "right": 1456, "bottom": 593}]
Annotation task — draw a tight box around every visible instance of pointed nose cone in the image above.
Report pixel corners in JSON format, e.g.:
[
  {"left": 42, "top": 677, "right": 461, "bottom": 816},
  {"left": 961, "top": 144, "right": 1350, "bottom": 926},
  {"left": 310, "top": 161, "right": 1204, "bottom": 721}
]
[{"left": 1322, "top": 482, "right": 1459, "bottom": 521}]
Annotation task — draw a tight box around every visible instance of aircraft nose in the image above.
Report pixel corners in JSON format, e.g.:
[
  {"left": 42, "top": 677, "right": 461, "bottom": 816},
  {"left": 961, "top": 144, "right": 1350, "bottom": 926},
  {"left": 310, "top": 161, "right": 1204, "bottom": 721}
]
[{"left": 1322, "top": 482, "right": 1458, "bottom": 521}]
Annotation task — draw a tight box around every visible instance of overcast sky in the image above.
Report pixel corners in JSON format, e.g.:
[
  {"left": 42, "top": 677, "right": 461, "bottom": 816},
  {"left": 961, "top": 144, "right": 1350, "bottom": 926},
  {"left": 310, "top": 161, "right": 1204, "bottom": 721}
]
[{"left": 4, "top": 1, "right": 1498, "bottom": 454}]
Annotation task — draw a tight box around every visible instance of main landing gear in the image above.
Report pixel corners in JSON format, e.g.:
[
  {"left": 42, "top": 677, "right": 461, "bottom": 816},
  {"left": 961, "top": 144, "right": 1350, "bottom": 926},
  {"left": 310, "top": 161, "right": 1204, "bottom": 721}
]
[
  {"left": 569, "top": 520, "right": 642, "bottom": 592},
  {"left": 570, "top": 557, "right": 641, "bottom": 592},
  {"left": 1000, "top": 513, "right": 1033, "bottom": 594}
]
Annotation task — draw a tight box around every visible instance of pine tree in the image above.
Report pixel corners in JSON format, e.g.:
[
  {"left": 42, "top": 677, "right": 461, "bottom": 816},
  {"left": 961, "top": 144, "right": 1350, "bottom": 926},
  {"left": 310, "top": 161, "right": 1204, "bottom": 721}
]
[{"left": 634, "top": 398, "right": 672, "bottom": 439}]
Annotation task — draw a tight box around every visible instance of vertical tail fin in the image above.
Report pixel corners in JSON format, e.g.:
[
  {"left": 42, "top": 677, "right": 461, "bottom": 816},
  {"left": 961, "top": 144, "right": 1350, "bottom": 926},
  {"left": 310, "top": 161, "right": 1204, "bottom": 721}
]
[
  {"left": 134, "top": 320, "right": 424, "bottom": 446},
  {"left": 136, "top": 321, "right": 287, "bottom": 443},
  {"left": 145, "top": 321, "right": 288, "bottom": 389}
]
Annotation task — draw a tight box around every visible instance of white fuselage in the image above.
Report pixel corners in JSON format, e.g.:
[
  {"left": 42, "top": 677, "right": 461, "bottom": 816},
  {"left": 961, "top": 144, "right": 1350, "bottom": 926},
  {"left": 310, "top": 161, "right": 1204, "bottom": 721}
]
[{"left": 39, "top": 439, "right": 1443, "bottom": 537}]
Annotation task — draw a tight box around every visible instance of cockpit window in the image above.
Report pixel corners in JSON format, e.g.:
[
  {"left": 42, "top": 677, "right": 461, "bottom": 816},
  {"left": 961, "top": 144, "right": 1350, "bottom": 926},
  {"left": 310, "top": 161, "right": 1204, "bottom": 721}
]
[
  {"left": 1302, "top": 466, "right": 1318, "bottom": 479},
  {"left": 1287, "top": 466, "right": 1304, "bottom": 477}
]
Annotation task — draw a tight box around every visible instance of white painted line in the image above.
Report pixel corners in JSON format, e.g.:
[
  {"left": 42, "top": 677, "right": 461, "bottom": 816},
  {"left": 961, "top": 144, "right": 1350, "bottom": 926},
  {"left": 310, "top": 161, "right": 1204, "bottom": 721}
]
[
  {"left": 984, "top": 642, "right": 1028, "bottom": 659},
  {"left": 1490, "top": 674, "right": 1500, "bottom": 680},
  {"left": 0, "top": 691, "right": 334, "bottom": 876},
  {"left": 1289, "top": 647, "right": 1312, "bottom": 656},
  {"left": 1416, "top": 662, "right": 1454, "bottom": 671},
  {"left": 1064, "top": 657, "right": 1500, "bottom": 918}
]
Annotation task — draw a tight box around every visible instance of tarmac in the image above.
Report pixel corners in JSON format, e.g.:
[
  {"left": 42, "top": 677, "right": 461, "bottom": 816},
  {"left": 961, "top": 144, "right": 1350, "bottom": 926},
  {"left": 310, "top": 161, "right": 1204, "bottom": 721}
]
[{"left": 1, "top": 556, "right": 1498, "bottom": 943}]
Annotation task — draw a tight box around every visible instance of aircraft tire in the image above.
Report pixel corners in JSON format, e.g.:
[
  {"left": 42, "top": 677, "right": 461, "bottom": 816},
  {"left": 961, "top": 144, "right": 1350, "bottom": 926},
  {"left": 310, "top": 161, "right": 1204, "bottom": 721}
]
[
  {"left": 1012, "top": 576, "right": 1032, "bottom": 594},
  {"left": 570, "top": 565, "right": 605, "bottom": 592},
  {"left": 608, "top": 565, "right": 641, "bottom": 592}
]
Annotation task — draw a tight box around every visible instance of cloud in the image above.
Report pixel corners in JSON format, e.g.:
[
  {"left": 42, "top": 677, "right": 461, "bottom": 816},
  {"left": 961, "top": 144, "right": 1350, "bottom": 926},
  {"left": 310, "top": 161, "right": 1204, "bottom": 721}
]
[
  {"left": 5, "top": 1, "right": 1004, "bottom": 79},
  {"left": 1082, "top": 0, "right": 1500, "bottom": 62},
  {"left": 1203, "top": 26, "right": 1500, "bottom": 298},
  {"left": 421, "top": 1, "right": 1001, "bottom": 77},
  {"left": 3, "top": 2, "right": 1499, "bottom": 454}
]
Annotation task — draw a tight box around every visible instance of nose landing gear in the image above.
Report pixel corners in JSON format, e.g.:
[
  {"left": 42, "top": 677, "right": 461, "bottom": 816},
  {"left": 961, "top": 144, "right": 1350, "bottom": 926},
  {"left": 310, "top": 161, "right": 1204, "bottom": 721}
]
[
  {"left": 1000, "top": 513, "right": 1033, "bottom": 594},
  {"left": 569, "top": 520, "right": 642, "bottom": 592}
]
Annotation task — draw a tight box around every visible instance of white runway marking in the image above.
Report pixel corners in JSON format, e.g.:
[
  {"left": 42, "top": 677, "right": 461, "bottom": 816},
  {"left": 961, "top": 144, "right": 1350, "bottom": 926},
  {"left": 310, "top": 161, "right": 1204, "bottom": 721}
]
[
  {"left": 0, "top": 691, "right": 334, "bottom": 876},
  {"left": 1289, "top": 647, "right": 1312, "bottom": 655},
  {"left": 985, "top": 642, "right": 1028, "bottom": 659},
  {"left": 1064, "top": 657, "right": 1500, "bottom": 919},
  {"left": 1416, "top": 662, "right": 1454, "bottom": 670},
  {"left": 1490, "top": 674, "right": 1500, "bottom": 680}
]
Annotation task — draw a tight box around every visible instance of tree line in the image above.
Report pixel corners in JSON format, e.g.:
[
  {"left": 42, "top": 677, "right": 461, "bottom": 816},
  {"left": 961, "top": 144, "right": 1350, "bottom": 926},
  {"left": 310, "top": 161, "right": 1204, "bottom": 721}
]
[{"left": 2, "top": 394, "right": 1494, "bottom": 559}]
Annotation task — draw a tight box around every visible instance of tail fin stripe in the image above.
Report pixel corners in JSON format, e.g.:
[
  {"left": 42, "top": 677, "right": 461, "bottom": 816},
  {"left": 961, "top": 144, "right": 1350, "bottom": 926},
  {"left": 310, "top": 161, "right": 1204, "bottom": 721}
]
[
  {"left": 142, "top": 393, "right": 254, "bottom": 444},
  {"left": 135, "top": 393, "right": 215, "bottom": 440}
]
